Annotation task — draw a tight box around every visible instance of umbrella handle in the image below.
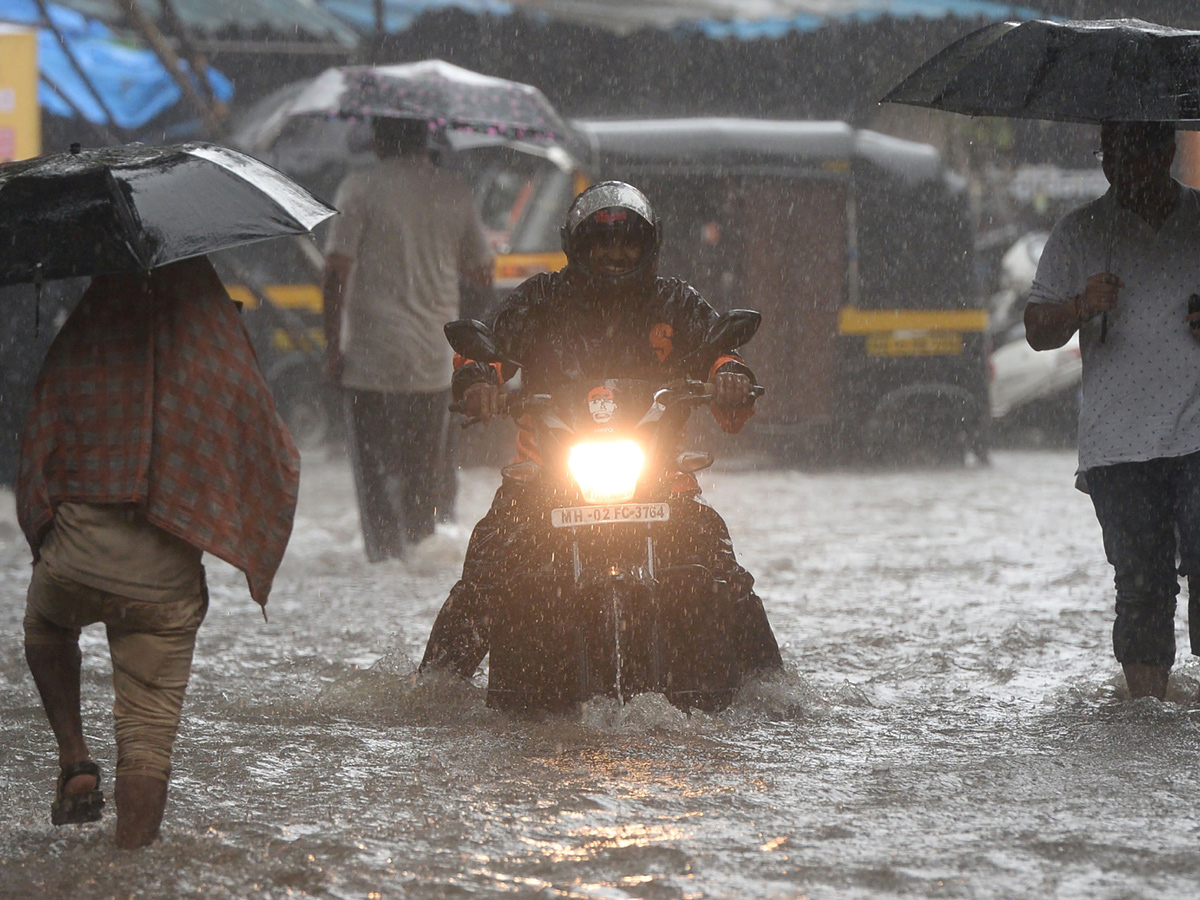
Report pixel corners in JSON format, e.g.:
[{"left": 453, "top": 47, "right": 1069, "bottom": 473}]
[
  {"left": 1101, "top": 201, "right": 1115, "bottom": 343},
  {"left": 34, "top": 263, "right": 42, "bottom": 335}
]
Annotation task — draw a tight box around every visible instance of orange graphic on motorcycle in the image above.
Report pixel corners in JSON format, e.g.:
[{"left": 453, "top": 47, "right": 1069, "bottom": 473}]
[
  {"left": 587, "top": 386, "right": 617, "bottom": 423},
  {"left": 649, "top": 322, "right": 674, "bottom": 361}
]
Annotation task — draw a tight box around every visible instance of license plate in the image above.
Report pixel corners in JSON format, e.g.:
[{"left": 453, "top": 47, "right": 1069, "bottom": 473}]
[
  {"left": 865, "top": 331, "right": 963, "bottom": 357},
  {"left": 550, "top": 502, "right": 671, "bottom": 528}
]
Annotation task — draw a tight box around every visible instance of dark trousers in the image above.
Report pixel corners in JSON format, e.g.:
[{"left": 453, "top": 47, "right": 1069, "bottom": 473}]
[
  {"left": 1088, "top": 451, "right": 1200, "bottom": 666},
  {"left": 419, "top": 483, "right": 782, "bottom": 678},
  {"left": 344, "top": 388, "right": 455, "bottom": 562}
]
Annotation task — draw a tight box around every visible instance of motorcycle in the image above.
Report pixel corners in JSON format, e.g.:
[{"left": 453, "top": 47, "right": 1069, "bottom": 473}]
[{"left": 446, "top": 309, "right": 779, "bottom": 714}]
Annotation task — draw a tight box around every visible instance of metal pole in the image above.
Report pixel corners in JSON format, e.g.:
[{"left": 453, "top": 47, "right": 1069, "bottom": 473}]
[
  {"left": 371, "top": 0, "right": 386, "bottom": 64},
  {"left": 157, "top": 0, "right": 221, "bottom": 109},
  {"left": 115, "top": 0, "right": 225, "bottom": 138},
  {"left": 33, "top": 0, "right": 125, "bottom": 140}
]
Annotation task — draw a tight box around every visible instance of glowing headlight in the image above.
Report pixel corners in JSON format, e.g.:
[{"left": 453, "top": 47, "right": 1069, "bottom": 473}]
[{"left": 567, "top": 440, "right": 645, "bottom": 503}]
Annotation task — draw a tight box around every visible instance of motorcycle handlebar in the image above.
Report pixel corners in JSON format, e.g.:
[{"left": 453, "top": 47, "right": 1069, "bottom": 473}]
[
  {"left": 658, "top": 381, "right": 765, "bottom": 407},
  {"left": 449, "top": 381, "right": 763, "bottom": 427}
]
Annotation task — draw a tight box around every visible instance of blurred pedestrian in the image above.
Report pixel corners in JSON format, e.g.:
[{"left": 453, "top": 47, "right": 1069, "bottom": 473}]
[
  {"left": 19, "top": 256, "right": 300, "bottom": 848},
  {"left": 1025, "top": 121, "right": 1200, "bottom": 700},
  {"left": 322, "top": 116, "right": 493, "bottom": 561}
]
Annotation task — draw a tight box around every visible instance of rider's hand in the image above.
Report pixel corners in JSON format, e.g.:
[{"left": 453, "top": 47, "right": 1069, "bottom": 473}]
[
  {"left": 463, "top": 382, "right": 500, "bottom": 422},
  {"left": 713, "top": 371, "right": 753, "bottom": 409}
]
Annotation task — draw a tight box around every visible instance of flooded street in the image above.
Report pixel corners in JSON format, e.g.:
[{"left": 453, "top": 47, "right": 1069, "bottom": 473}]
[{"left": 4, "top": 448, "right": 1200, "bottom": 899}]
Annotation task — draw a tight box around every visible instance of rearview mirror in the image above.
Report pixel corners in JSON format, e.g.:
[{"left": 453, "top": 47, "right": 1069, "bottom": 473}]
[
  {"left": 704, "top": 309, "right": 761, "bottom": 355},
  {"left": 444, "top": 319, "right": 509, "bottom": 364}
]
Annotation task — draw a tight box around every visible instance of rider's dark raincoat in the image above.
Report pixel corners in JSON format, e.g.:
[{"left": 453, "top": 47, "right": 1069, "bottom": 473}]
[{"left": 420, "top": 267, "right": 782, "bottom": 680}]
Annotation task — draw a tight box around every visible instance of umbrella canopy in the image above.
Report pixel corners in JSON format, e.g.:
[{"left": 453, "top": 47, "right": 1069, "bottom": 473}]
[
  {"left": 0, "top": 142, "right": 336, "bottom": 287},
  {"left": 282, "top": 59, "right": 587, "bottom": 164},
  {"left": 881, "top": 17, "right": 1200, "bottom": 126}
]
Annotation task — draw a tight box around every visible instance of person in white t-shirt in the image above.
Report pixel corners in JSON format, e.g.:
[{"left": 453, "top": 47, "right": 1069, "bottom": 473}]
[
  {"left": 322, "top": 117, "right": 493, "bottom": 561},
  {"left": 1025, "top": 121, "right": 1200, "bottom": 700}
]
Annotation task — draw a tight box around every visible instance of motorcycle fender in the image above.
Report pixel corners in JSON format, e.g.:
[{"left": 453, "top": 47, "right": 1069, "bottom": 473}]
[{"left": 487, "top": 566, "right": 745, "bottom": 714}]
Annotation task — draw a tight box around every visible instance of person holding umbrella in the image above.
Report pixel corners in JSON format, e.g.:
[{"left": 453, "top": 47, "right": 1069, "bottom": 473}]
[
  {"left": 1023, "top": 121, "right": 1200, "bottom": 700},
  {"left": 290, "top": 60, "right": 581, "bottom": 561},
  {"left": 19, "top": 257, "right": 301, "bottom": 847},
  {"left": 882, "top": 18, "right": 1200, "bottom": 699},
  {"left": 1, "top": 141, "right": 331, "bottom": 847},
  {"left": 322, "top": 116, "right": 493, "bottom": 561}
]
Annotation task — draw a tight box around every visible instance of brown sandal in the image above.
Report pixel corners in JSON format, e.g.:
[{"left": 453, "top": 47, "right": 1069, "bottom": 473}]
[{"left": 51, "top": 760, "right": 105, "bottom": 826}]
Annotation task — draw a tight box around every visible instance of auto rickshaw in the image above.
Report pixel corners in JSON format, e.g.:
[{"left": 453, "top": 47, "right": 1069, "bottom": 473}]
[{"left": 570, "top": 117, "right": 989, "bottom": 465}]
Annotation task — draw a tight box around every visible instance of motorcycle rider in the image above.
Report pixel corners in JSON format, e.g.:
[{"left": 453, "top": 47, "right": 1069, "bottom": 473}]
[{"left": 418, "top": 181, "right": 782, "bottom": 684}]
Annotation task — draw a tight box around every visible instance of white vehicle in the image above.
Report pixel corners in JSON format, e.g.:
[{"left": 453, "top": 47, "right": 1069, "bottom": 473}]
[
  {"left": 988, "top": 231, "right": 1081, "bottom": 441},
  {"left": 990, "top": 325, "right": 1081, "bottom": 422}
]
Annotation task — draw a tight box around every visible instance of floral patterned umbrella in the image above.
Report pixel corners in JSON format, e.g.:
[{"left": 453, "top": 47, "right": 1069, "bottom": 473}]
[{"left": 284, "top": 59, "right": 587, "bottom": 164}]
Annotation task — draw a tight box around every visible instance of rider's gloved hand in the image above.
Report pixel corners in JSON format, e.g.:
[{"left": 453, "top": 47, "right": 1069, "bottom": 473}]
[
  {"left": 713, "top": 371, "right": 754, "bottom": 409},
  {"left": 462, "top": 382, "right": 500, "bottom": 422}
]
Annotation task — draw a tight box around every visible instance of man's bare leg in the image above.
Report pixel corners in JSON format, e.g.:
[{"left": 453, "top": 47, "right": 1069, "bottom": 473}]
[
  {"left": 25, "top": 644, "right": 97, "bottom": 794},
  {"left": 1123, "top": 663, "right": 1170, "bottom": 700},
  {"left": 114, "top": 775, "right": 168, "bottom": 849}
]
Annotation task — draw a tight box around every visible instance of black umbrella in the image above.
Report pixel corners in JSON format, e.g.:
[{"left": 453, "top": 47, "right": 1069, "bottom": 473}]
[
  {"left": 882, "top": 17, "right": 1200, "bottom": 342},
  {"left": 881, "top": 17, "right": 1200, "bottom": 126},
  {"left": 0, "top": 142, "right": 337, "bottom": 287}
]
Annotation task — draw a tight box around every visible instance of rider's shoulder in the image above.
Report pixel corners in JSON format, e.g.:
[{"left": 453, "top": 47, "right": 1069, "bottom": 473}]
[
  {"left": 655, "top": 275, "right": 709, "bottom": 306},
  {"left": 505, "top": 269, "right": 566, "bottom": 305}
]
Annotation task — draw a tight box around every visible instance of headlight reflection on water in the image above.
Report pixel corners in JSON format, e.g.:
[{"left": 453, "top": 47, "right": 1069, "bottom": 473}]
[
  {"left": 568, "top": 440, "right": 645, "bottom": 503},
  {"left": 466, "top": 820, "right": 691, "bottom": 897},
  {"left": 519, "top": 821, "right": 690, "bottom": 863}
]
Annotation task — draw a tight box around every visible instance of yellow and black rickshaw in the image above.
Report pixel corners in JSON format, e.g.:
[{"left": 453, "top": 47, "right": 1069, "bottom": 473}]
[
  {"left": 570, "top": 117, "right": 989, "bottom": 465},
  {"left": 224, "top": 100, "right": 987, "bottom": 464}
]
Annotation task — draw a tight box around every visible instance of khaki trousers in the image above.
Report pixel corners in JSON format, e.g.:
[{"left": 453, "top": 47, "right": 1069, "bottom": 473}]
[{"left": 24, "top": 559, "right": 207, "bottom": 780}]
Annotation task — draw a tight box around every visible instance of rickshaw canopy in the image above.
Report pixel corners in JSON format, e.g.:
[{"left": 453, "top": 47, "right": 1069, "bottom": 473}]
[{"left": 577, "top": 118, "right": 947, "bottom": 185}]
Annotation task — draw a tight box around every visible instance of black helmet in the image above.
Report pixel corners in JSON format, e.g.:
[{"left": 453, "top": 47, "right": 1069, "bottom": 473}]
[{"left": 561, "top": 181, "right": 661, "bottom": 288}]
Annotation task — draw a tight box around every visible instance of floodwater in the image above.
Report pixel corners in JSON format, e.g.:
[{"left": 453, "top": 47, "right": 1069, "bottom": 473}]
[{"left": 4, "top": 448, "right": 1200, "bottom": 899}]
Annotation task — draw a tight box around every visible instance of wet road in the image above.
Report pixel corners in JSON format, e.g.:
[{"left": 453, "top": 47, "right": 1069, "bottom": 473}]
[{"left": 3, "top": 448, "right": 1200, "bottom": 899}]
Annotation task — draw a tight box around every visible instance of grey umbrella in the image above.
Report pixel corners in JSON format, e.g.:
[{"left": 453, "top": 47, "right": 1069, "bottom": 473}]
[
  {"left": 882, "top": 17, "right": 1200, "bottom": 341},
  {"left": 881, "top": 17, "right": 1200, "bottom": 126},
  {"left": 0, "top": 141, "right": 337, "bottom": 287}
]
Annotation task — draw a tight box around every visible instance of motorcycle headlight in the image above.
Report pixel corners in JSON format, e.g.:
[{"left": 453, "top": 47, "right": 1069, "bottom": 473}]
[{"left": 567, "top": 440, "right": 645, "bottom": 503}]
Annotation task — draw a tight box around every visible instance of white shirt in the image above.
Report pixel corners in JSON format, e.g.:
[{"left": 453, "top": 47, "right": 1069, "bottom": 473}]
[
  {"left": 325, "top": 156, "right": 492, "bottom": 393},
  {"left": 1028, "top": 182, "right": 1200, "bottom": 472}
]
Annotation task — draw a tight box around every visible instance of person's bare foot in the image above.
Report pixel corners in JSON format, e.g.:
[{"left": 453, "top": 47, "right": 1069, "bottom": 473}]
[
  {"left": 1123, "top": 663, "right": 1170, "bottom": 700},
  {"left": 114, "top": 774, "right": 169, "bottom": 850}
]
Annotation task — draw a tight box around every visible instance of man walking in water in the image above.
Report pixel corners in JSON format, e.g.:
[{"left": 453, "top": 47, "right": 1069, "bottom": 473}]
[
  {"left": 1025, "top": 121, "right": 1200, "bottom": 700},
  {"left": 323, "top": 117, "right": 493, "bottom": 560},
  {"left": 19, "top": 258, "right": 299, "bottom": 847}
]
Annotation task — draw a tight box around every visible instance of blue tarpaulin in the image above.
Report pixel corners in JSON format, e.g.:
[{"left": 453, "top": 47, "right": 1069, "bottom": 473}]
[
  {"left": 316, "top": 0, "right": 1045, "bottom": 37},
  {"left": 0, "top": 0, "right": 233, "bottom": 130}
]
